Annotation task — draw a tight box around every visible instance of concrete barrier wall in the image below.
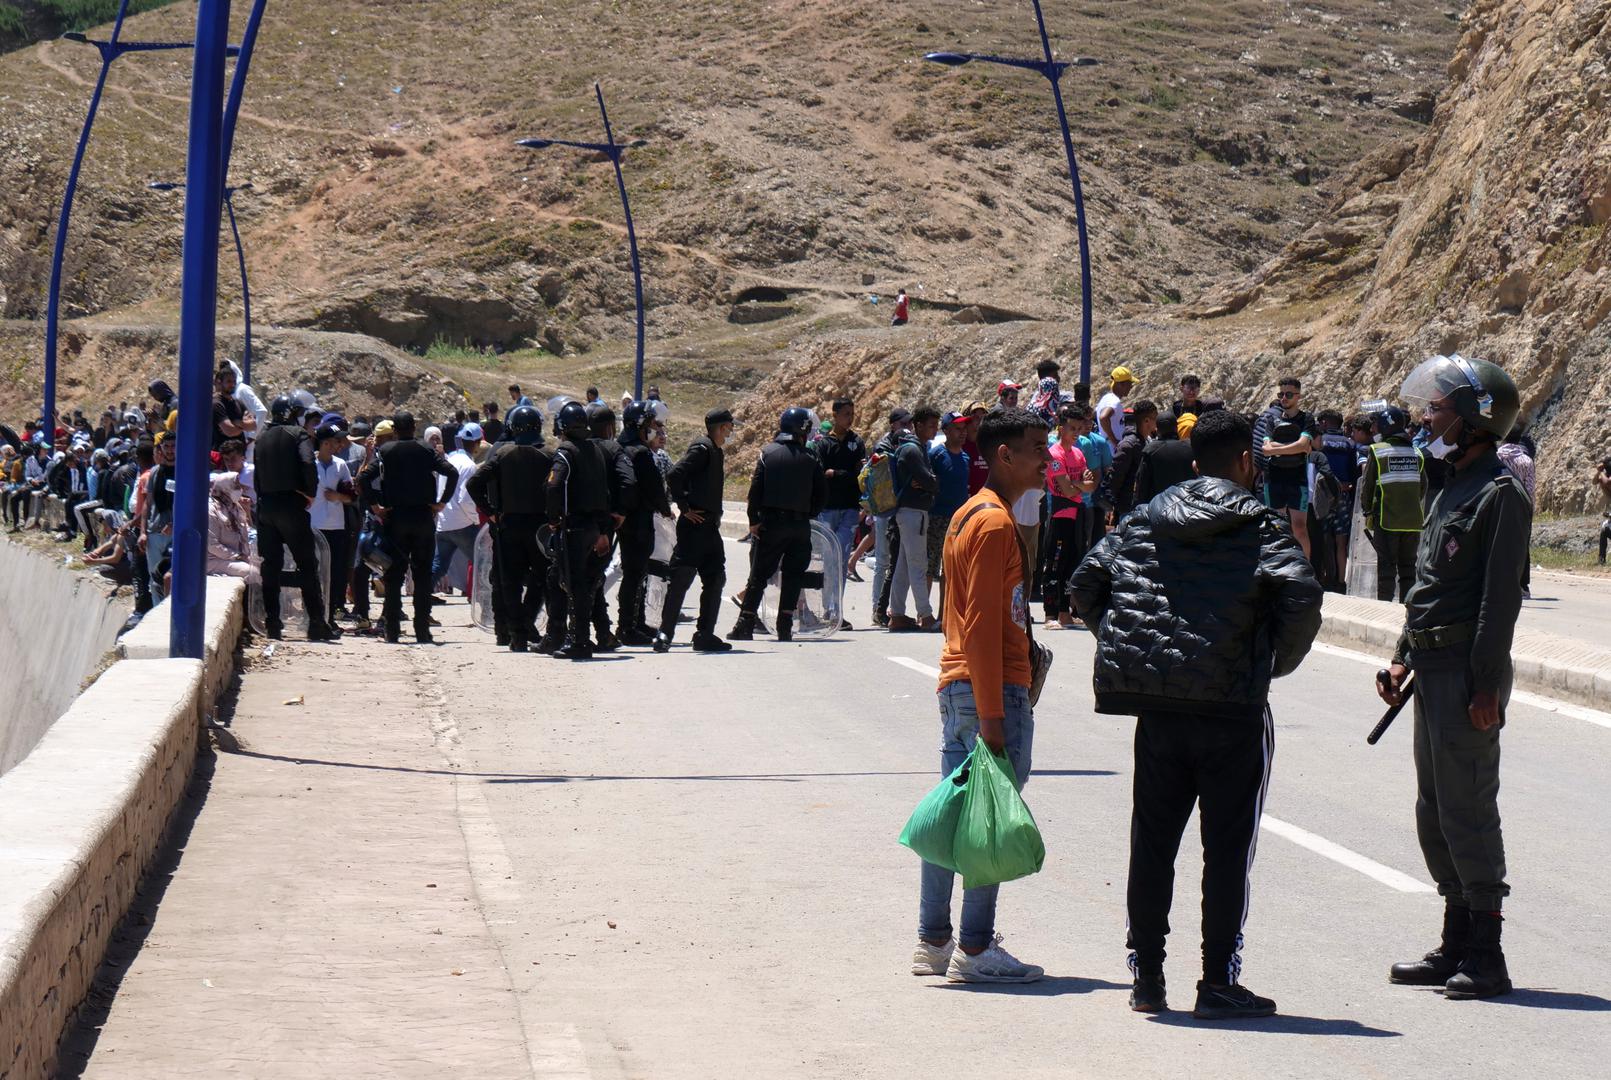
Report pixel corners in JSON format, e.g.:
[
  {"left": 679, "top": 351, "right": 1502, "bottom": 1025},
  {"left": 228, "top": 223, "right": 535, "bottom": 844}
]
[
  {"left": 0, "top": 579, "right": 243, "bottom": 1080},
  {"left": 0, "top": 540, "right": 132, "bottom": 776}
]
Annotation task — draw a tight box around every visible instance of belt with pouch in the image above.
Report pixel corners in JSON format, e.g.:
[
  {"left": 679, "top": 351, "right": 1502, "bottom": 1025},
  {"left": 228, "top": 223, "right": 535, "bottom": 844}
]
[{"left": 1404, "top": 622, "right": 1475, "bottom": 651}]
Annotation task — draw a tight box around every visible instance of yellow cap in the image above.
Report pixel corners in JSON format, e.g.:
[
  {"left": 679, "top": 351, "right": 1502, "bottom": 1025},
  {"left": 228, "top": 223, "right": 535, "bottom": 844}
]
[
  {"left": 374, "top": 420, "right": 395, "bottom": 437},
  {"left": 1111, "top": 366, "right": 1135, "bottom": 385}
]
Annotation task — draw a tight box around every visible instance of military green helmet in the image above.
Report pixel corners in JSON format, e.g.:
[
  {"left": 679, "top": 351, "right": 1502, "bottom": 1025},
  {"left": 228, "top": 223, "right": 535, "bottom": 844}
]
[{"left": 1399, "top": 354, "right": 1520, "bottom": 438}]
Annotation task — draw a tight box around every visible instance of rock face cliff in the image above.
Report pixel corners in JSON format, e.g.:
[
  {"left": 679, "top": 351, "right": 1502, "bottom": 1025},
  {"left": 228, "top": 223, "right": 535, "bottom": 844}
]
[{"left": 737, "top": 0, "right": 1611, "bottom": 513}]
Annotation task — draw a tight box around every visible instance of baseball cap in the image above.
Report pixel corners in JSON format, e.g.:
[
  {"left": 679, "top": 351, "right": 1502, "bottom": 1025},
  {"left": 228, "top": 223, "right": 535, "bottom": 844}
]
[
  {"left": 704, "top": 407, "right": 734, "bottom": 427},
  {"left": 997, "top": 380, "right": 1023, "bottom": 394},
  {"left": 374, "top": 419, "right": 396, "bottom": 437},
  {"left": 941, "top": 410, "right": 967, "bottom": 427},
  {"left": 457, "top": 421, "right": 484, "bottom": 444},
  {"left": 348, "top": 420, "right": 372, "bottom": 439},
  {"left": 964, "top": 400, "right": 990, "bottom": 414},
  {"left": 888, "top": 407, "right": 913, "bottom": 425},
  {"left": 314, "top": 423, "right": 346, "bottom": 443},
  {"left": 1111, "top": 365, "right": 1136, "bottom": 384}
]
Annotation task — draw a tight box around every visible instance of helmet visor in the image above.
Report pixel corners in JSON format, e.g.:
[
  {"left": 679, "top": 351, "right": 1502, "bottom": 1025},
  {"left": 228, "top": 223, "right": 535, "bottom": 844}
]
[{"left": 1399, "top": 353, "right": 1490, "bottom": 416}]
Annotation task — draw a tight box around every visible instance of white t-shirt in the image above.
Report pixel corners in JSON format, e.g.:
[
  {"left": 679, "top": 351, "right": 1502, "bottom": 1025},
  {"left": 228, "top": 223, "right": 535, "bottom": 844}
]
[
  {"left": 1097, "top": 391, "right": 1125, "bottom": 447},
  {"left": 1012, "top": 487, "right": 1042, "bottom": 525},
  {"left": 309, "top": 456, "right": 350, "bottom": 531},
  {"left": 436, "top": 449, "right": 480, "bottom": 532}
]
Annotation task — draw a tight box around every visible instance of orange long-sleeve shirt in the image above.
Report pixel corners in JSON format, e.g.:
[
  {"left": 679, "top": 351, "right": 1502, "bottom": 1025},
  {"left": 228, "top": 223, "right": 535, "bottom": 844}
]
[{"left": 938, "top": 489, "right": 1032, "bottom": 721}]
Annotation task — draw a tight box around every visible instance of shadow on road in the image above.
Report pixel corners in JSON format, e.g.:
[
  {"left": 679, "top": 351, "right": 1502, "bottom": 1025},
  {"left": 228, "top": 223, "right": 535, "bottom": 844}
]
[
  {"left": 1144, "top": 1012, "right": 1401, "bottom": 1037},
  {"left": 1490, "top": 988, "right": 1611, "bottom": 1011},
  {"left": 220, "top": 748, "right": 1118, "bottom": 783},
  {"left": 930, "top": 975, "right": 1129, "bottom": 997}
]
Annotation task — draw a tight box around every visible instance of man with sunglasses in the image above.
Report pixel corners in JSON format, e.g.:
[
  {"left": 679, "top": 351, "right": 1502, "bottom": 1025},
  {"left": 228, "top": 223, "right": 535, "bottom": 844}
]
[
  {"left": 1376, "top": 354, "right": 1528, "bottom": 1002},
  {"left": 1259, "top": 376, "right": 1315, "bottom": 560}
]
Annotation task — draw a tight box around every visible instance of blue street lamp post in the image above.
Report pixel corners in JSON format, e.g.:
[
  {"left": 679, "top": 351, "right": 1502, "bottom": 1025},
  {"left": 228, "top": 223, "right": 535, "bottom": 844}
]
[
  {"left": 518, "top": 83, "right": 649, "bottom": 398},
  {"left": 151, "top": 181, "right": 255, "bottom": 383},
  {"left": 169, "top": 0, "right": 233, "bottom": 660},
  {"left": 41, "top": 1, "right": 211, "bottom": 435},
  {"left": 925, "top": 0, "right": 1098, "bottom": 384}
]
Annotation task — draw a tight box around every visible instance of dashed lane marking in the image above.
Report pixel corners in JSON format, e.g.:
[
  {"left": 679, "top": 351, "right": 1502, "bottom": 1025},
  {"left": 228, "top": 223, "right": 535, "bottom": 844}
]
[{"left": 885, "top": 655, "right": 1437, "bottom": 895}]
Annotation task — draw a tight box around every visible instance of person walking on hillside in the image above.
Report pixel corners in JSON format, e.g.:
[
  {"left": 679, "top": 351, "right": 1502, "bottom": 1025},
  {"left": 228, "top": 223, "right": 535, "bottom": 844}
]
[
  {"left": 1359, "top": 406, "right": 1427, "bottom": 603},
  {"left": 892, "top": 289, "right": 910, "bottom": 326},
  {"left": 1072, "top": 409, "right": 1322, "bottom": 1019},
  {"left": 912, "top": 406, "right": 1051, "bottom": 985},
  {"left": 1377, "top": 354, "right": 1530, "bottom": 1001}
]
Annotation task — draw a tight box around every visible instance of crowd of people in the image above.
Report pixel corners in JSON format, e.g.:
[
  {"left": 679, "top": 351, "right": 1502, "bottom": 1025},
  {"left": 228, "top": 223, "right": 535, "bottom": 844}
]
[{"left": 0, "top": 347, "right": 1558, "bottom": 1016}]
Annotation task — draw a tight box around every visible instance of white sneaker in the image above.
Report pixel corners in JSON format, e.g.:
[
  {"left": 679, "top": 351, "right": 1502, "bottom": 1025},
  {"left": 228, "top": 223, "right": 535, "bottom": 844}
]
[
  {"left": 912, "top": 938, "right": 955, "bottom": 976},
  {"left": 945, "top": 934, "right": 1044, "bottom": 983}
]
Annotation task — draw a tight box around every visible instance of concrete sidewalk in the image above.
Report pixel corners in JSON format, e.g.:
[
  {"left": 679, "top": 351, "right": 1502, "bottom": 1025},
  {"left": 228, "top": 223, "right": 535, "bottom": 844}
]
[{"left": 59, "top": 638, "right": 532, "bottom": 1080}]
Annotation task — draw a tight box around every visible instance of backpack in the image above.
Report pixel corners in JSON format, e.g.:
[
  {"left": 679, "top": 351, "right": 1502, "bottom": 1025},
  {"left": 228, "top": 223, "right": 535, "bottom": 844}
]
[{"left": 859, "top": 451, "right": 899, "bottom": 514}]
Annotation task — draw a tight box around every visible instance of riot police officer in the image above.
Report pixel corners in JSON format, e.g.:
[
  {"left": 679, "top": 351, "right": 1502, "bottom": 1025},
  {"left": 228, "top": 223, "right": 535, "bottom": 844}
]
[
  {"left": 255, "top": 395, "right": 337, "bottom": 641},
  {"left": 544, "top": 401, "right": 614, "bottom": 660},
  {"left": 1359, "top": 405, "right": 1427, "bottom": 602},
  {"left": 614, "top": 401, "right": 673, "bottom": 644},
  {"left": 730, "top": 407, "right": 826, "bottom": 643},
  {"left": 1377, "top": 354, "right": 1528, "bottom": 1001},
  {"left": 467, "top": 404, "right": 551, "bottom": 651},
  {"left": 360, "top": 411, "right": 459, "bottom": 644},
  {"left": 586, "top": 403, "right": 626, "bottom": 651},
  {"left": 653, "top": 409, "right": 734, "bottom": 653}
]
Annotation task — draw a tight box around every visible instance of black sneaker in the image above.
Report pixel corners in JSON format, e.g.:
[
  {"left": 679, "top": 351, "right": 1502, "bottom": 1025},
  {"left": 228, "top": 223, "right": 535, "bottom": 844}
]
[
  {"left": 691, "top": 632, "right": 733, "bottom": 653},
  {"left": 652, "top": 631, "right": 673, "bottom": 653},
  {"left": 1192, "top": 982, "right": 1276, "bottom": 1020},
  {"left": 1130, "top": 971, "right": 1167, "bottom": 1013}
]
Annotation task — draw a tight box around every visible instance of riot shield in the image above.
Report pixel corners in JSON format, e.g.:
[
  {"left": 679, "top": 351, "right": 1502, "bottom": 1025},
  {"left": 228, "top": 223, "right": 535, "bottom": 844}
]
[
  {"left": 642, "top": 513, "right": 678, "bottom": 625},
  {"left": 759, "top": 520, "right": 843, "bottom": 641},
  {"left": 471, "top": 523, "right": 495, "bottom": 631},
  {"left": 1346, "top": 494, "right": 1378, "bottom": 599},
  {"left": 247, "top": 528, "right": 331, "bottom": 636}
]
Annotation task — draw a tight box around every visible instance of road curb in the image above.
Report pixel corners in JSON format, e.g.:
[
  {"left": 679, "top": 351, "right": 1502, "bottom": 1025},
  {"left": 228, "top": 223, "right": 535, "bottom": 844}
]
[{"left": 1317, "top": 594, "right": 1611, "bottom": 713}]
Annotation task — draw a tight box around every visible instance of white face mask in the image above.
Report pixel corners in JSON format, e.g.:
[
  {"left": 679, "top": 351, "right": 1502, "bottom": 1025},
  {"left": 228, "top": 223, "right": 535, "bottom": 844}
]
[{"left": 1425, "top": 418, "right": 1466, "bottom": 461}]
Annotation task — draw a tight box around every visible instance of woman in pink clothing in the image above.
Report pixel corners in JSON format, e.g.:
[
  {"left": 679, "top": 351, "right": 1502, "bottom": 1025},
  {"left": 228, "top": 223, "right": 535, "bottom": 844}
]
[{"left": 1042, "top": 405, "right": 1095, "bottom": 627}]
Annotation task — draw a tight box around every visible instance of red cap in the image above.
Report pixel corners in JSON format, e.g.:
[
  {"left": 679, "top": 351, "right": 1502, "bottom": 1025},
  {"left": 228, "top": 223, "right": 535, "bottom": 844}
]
[{"left": 997, "top": 380, "right": 1022, "bottom": 394}]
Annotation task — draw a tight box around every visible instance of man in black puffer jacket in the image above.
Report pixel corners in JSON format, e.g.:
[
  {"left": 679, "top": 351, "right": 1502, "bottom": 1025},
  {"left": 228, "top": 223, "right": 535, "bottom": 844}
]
[{"left": 1071, "top": 408, "right": 1321, "bottom": 1022}]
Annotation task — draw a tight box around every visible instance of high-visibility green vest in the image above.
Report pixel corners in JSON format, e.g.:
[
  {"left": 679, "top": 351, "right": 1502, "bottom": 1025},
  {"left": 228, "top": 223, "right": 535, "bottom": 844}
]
[{"left": 1372, "top": 443, "right": 1425, "bottom": 533}]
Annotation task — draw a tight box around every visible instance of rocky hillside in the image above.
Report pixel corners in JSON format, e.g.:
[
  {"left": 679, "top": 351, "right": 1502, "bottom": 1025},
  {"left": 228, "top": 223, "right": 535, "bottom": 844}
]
[
  {"left": 741, "top": 0, "right": 1611, "bottom": 514},
  {"left": 0, "top": 1, "right": 1458, "bottom": 424}
]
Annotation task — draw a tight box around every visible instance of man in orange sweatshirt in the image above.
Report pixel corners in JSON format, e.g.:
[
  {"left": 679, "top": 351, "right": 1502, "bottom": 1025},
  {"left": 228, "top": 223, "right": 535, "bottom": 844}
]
[{"left": 913, "top": 407, "right": 1051, "bottom": 984}]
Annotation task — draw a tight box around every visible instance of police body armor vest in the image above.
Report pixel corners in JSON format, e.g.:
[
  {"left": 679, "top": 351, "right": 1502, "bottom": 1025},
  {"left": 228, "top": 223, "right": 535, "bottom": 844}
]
[
  {"left": 491, "top": 443, "right": 552, "bottom": 515},
  {"left": 757, "top": 438, "right": 818, "bottom": 515},
  {"left": 557, "top": 438, "right": 609, "bottom": 516},
  {"left": 378, "top": 439, "right": 441, "bottom": 508},
  {"left": 254, "top": 423, "right": 310, "bottom": 497},
  {"left": 1372, "top": 442, "right": 1425, "bottom": 533}
]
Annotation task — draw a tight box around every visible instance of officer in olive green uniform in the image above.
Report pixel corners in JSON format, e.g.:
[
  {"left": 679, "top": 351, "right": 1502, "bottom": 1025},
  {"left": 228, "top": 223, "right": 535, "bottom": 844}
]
[
  {"left": 1359, "top": 406, "right": 1427, "bottom": 603},
  {"left": 1377, "top": 354, "right": 1528, "bottom": 1001}
]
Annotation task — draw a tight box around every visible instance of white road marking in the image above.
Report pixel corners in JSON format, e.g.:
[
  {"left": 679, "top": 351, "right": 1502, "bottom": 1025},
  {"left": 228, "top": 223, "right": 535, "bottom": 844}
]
[
  {"left": 1258, "top": 815, "right": 1435, "bottom": 893},
  {"left": 888, "top": 656, "right": 940, "bottom": 679},
  {"left": 886, "top": 654, "right": 1436, "bottom": 894},
  {"left": 1312, "top": 642, "right": 1611, "bottom": 730}
]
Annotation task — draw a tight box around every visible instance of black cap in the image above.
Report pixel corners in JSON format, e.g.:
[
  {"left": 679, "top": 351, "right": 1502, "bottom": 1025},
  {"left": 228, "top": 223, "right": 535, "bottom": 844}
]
[
  {"left": 889, "top": 407, "right": 913, "bottom": 424},
  {"left": 349, "top": 420, "right": 373, "bottom": 438},
  {"left": 704, "top": 408, "right": 734, "bottom": 427},
  {"left": 315, "top": 423, "right": 347, "bottom": 443}
]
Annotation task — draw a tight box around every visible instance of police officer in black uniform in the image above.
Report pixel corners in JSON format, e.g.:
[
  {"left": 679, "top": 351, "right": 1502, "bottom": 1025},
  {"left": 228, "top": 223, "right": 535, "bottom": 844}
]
[
  {"left": 255, "top": 395, "right": 337, "bottom": 641},
  {"left": 1378, "top": 354, "right": 1527, "bottom": 1001},
  {"left": 614, "top": 401, "right": 673, "bottom": 645},
  {"left": 730, "top": 407, "right": 826, "bottom": 643},
  {"left": 586, "top": 403, "right": 625, "bottom": 651},
  {"left": 360, "top": 411, "right": 459, "bottom": 644},
  {"left": 653, "top": 408, "right": 734, "bottom": 653},
  {"left": 545, "top": 401, "right": 614, "bottom": 660},
  {"left": 467, "top": 404, "right": 551, "bottom": 651}
]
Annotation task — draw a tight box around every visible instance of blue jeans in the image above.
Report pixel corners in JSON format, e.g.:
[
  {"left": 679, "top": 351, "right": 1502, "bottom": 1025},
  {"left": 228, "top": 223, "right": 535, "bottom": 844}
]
[
  {"left": 870, "top": 510, "right": 895, "bottom": 612},
  {"left": 432, "top": 524, "right": 479, "bottom": 581},
  {"left": 918, "top": 680, "right": 1035, "bottom": 950},
  {"left": 817, "top": 508, "right": 858, "bottom": 569}
]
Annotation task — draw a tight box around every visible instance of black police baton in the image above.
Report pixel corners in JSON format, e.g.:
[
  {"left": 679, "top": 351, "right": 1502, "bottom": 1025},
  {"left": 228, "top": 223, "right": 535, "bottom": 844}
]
[{"left": 1367, "top": 670, "right": 1415, "bottom": 745}]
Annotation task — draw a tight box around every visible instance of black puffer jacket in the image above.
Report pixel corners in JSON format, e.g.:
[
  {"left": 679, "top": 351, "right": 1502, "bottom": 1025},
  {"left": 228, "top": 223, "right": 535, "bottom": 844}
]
[{"left": 1070, "top": 477, "right": 1322, "bottom": 719}]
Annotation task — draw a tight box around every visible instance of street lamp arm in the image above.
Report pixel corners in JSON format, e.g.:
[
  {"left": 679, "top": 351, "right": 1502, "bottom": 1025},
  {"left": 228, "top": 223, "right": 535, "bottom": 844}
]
[{"left": 516, "top": 136, "right": 619, "bottom": 155}]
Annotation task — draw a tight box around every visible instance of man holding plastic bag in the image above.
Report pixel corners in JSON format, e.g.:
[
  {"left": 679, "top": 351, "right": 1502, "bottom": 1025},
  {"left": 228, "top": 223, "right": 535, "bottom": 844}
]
[{"left": 907, "top": 407, "right": 1051, "bottom": 984}]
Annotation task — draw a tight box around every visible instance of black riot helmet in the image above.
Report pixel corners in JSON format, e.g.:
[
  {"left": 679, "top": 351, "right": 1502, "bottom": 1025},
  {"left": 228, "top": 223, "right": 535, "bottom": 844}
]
[
  {"left": 507, "top": 404, "right": 544, "bottom": 445},
  {"left": 557, "top": 401, "right": 590, "bottom": 438},
  {"left": 619, "top": 400, "right": 648, "bottom": 445},
  {"left": 778, "top": 406, "right": 813, "bottom": 439},
  {"left": 269, "top": 394, "right": 301, "bottom": 423},
  {"left": 586, "top": 401, "right": 617, "bottom": 438}
]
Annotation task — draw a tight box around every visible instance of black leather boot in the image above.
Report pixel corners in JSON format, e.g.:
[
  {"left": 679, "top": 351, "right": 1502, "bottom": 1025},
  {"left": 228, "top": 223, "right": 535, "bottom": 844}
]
[
  {"left": 729, "top": 611, "right": 757, "bottom": 641},
  {"left": 775, "top": 612, "right": 793, "bottom": 642},
  {"left": 1390, "top": 903, "right": 1470, "bottom": 985},
  {"left": 1444, "top": 912, "right": 1511, "bottom": 999}
]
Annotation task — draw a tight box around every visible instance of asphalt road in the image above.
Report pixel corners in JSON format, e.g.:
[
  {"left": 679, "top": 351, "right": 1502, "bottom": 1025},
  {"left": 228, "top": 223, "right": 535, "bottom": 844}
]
[{"left": 415, "top": 537, "right": 1611, "bottom": 1079}]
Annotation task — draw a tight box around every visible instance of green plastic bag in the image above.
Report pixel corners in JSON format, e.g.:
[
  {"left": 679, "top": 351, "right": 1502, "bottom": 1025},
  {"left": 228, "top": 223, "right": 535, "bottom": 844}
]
[
  {"left": 898, "top": 757, "right": 970, "bottom": 871},
  {"left": 953, "top": 740, "right": 1045, "bottom": 890}
]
